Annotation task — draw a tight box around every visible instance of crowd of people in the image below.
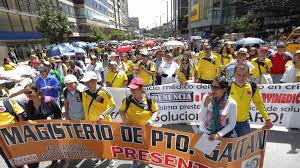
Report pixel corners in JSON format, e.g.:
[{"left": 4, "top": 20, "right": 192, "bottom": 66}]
[{"left": 0, "top": 38, "right": 299, "bottom": 168}]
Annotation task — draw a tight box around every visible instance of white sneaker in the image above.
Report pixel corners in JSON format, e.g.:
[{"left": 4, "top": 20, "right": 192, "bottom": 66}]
[
  {"left": 108, "top": 160, "right": 116, "bottom": 167},
  {"left": 94, "top": 159, "right": 104, "bottom": 167}
]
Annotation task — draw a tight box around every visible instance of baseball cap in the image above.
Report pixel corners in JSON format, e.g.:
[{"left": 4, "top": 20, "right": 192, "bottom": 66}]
[
  {"left": 43, "top": 61, "right": 51, "bottom": 66},
  {"left": 38, "top": 65, "right": 48, "bottom": 72},
  {"left": 141, "top": 50, "right": 150, "bottom": 57},
  {"left": 109, "top": 61, "right": 118, "bottom": 66},
  {"left": 64, "top": 74, "right": 78, "bottom": 84},
  {"left": 258, "top": 47, "right": 269, "bottom": 52},
  {"left": 31, "top": 60, "right": 41, "bottom": 64},
  {"left": 128, "top": 77, "right": 144, "bottom": 90},
  {"left": 294, "top": 50, "right": 300, "bottom": 56},
  {"left": 81, "top": 71, "right": 98, "bottom": 82},
  {"left": 90, "top": 55, "right": 97, "bottom": 59},
  {"left": 276, "top": 42, "right": 286, "bottom": 48},
  {"left": 238, "top": 48, "right": 248, "bottom": 54}
]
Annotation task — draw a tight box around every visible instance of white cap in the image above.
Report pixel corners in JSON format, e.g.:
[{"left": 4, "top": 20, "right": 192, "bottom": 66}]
[
  {"left": 64, "top": 74, "right": 78, "bottom": 84},
  {"left": 238, "top": 48, "right": 248, "bottom": 54},
  {"left": 81, "top": 71, "right": 98, "bottom": 82},
  {"left": 295, "top": 50, "right": 300, "bottom": 56},
  {"left": 109, "top": 61, "right": 118, "bottom": 66}
]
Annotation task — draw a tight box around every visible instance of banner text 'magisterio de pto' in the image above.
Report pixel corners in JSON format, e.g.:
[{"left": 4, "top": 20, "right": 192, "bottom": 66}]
[{"left": 0, "top": 120, "right": 267, "bottom": 168}]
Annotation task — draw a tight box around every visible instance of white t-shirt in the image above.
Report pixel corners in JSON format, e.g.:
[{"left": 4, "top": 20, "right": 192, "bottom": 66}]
[
  {"left": 281, "top": 66, "right": 299, "bottom": 83},
  {"left": 85, "top": 63, "right": 104, "bottom": 82},
  {"left": 158, "top": 62, "right": 179, "bottom": 85},
  {"left": 198, "top": 96, "right": 237, "bottom": 137}
]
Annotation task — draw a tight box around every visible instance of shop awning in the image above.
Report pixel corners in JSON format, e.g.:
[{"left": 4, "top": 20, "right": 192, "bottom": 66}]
[{"left": 0, "top": 31, "right": 44, "bottom": 41}]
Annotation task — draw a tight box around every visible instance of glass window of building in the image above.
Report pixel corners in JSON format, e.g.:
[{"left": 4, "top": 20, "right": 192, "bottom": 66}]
[
  {"left": 6, "top": 0, "right": 19, "bottom": 10},
  {"left": 28, "top": 0, "right": 38, "bottom": 14},
  {"left": 0, "top": 11, "right": 12, "bottom": 31},
  {"left": 9, "top": 13, "right": 24, "bottom": 31},
  {"left": 21, "top": 15, "right": 33, "bottom": 31},
  {"left": 30, "top": 16, "right": 37, "bottom": 31},
  {"left": 0, "top": 0, "right": 8, "bottom": 8},
  {"left": 18, "top": 0, "right": 30, "bottom": 13}
]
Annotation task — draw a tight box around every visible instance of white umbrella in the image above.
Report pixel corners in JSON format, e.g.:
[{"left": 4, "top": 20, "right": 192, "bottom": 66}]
[
  {"left": 163, "top": 40, "right": 185, "bottom": 49},
  {"left": 121, "top": 40, "right": 133, "bottom": 45}
]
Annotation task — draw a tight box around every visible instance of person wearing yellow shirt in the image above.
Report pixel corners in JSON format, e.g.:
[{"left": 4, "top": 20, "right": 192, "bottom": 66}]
[
  {"left": 229, "top": 64, "right": 273, "bottom": 137},
  {"left": 105, "top": 61, "right": 128, "bottom": 88},
  {"left": 119, "top": 77, "right": 159, "bottom": 168},
  {"left": 80, "top": 71, "right": 116, "bottom": 167},
  {"left": 177, "top": 57, "right": 194, "bottom": 84},
  {"left": 121, "top": 53, "right": 134, "bottom": 83},
  {"left": 219, "top": 47, "right": 234, "bottom": 66},
  {"left": 197, "top": 45, "right": 221, "bottom": 84},
  {"left": 251, "top": 47, "right": 272, "bottom": 84},
  {"left": 3, "top": 58, "right": 16, "bottom": 71},
  {"left": 136, "top": 50, "right": 156, "bottom": 86}
]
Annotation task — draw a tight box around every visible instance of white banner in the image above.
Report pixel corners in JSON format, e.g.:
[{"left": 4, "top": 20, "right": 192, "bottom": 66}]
[{"left": 109, "top": 83, "right": 300, "bottom": 128}]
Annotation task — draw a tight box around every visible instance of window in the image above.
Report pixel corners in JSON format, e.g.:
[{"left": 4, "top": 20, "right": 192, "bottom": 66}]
[
  {"left": 7, "top": 0, "right": 19, "bottom": 10},
  {"left": 0, "top": 11, "right": 12, "bottom": 31},
  {"left": 18, "top": 0, "right": 30, "bottom": 13},
  {"left": 0, "top": 0, "right": 8, "bottom": 8},
  {"left": 30, "top": 16, "right": 37, "bottom": 31},
  {"left": 21, "top": 15, "right": 33, "bottom": 31},
  {"left": 9, "top": 13, "right": 24, "bottom": 31}
]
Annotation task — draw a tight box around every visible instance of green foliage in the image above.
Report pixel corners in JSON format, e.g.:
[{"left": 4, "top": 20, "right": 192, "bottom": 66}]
[
  {"left": 36, "top": 0, "right": 72, "bottom": 43},
  {"left": 109, "top": 29, "right": 127, "bottom": 41},
  {"left": 90, "top": 27, "right": 107, "bottom": 42},
  {"left": 234, "top": 12, "right": 259, "bottom": 34}
]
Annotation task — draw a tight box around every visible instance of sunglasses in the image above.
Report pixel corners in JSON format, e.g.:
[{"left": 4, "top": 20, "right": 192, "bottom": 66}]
[{"left": 25, "top": 91, "right": 34, "bottom": 95}]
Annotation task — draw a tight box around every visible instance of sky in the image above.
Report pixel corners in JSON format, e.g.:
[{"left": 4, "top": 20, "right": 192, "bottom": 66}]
[{"left": 128, "top": 0, "right": 172, "bottom": 29}]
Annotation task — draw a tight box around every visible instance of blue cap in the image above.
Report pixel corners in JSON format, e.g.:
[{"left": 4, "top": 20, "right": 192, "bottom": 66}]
[
  {"left": 276, "top": 42, "right": 286, "bottom": 48},
  {"left": 141, "top": 50, "right": 150, "bottom": 57}
]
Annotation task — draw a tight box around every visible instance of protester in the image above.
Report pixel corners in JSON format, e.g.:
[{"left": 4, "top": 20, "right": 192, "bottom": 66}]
[
  {"left": 53, "top": 56, "right": 68, "bottom": 77},
  {"left": 67, "top": 60, "right": 84, "bottom": 80},
  {"left": 35, "top": 65, "right": 61, "bottom": 102},
  {"left": 158, "top": 53, "right": 179, "bottom": 85},
  {"left": 105, "top": 61, "right": 128, "bottom": 87},
  {"left": 229, "top": 64, "right": 273, "bottom": 137},
  {"left": 85, "top": 55, "right": 104, "bottom": 85},
  {"left": 3, "top": 58, "right": 16, "bottom": 71},
  {"left": 197, "top": 45, "right": 221, "bottom": 84},
  {"left": 218, "top": 45, "right": 234, "bottom": 66},
  {"left": 281, "top": 50, "right": 300, "bottom": 83},
  {"left": 121, "top": 52, "right": 134, "bottom": 83},
  {"left": 225, "top": 48, "right": 255, "bottom": 83},
  {"left": 269, "top": 42, "right": 293, "bottom": 83},
  {"left": 119, "top": 77, "right": 159, "bottom": 168},
  {"left": 251, "top": 47, "right": 273, "bottom": 84},
  {"left": 22, "top": 83, "right": 62, "bottom": 168},
  {"left": 198, "top": 76, "right": 237, "bottom": 139},
  {"left": 177, "top": 57, "right": 194, "bottom": 84},
  {"left": 247, "top": 47, "right": 258, "bottom": 60},
  {"left": 8, "top": 49, "right": 18, "bottom": 64},
  {"left": 80, "top": 71, "right": 116, "bottom": 167},
  {"left": 136, "top": 50, "right": 156, "bottom": 86}
]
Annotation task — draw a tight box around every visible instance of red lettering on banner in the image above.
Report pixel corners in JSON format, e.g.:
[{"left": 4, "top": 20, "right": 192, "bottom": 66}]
[
  {"left": 178, "top": 157, "right": 193, "bottom": 168},
  {"left": 138, "top": 149, "right": 149, "bottom": 162},
  {"left": 124, "top": 147, "right": 137, "bottom": 160},
  {"left": 194, "top": 162, "right": 209, "bottom": 168},
  {"left": 262, "top": 93, "right": 300, "bottom": 104},
  {"left": 111, "top": 146, "right": 123, "bottom": 157},
  {"left": 165, "top": 154, "right": 177, "bottom": 167},
  {"left": 150, "top": 152, "right": 163, "bottom": 164}
]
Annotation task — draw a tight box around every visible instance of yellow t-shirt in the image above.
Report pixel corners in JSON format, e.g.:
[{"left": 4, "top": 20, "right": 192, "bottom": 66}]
[
  {"left": 82, "top": 87, "right": 116, "bottom": 121},
  {"left": 105, "top": 71, "right": 128, "bottom": 88},
  {"left": 229, "top": 82, "right": 270, "bottom": 122},
  {"left": 197, "top": 51, "right": 205, "bottom": 60},
  {"left": 137, "top": 62, "right": 156, "bottom": 86},
  {"left": 218, "top": 53, "right": 234, "bottom": 66},
  {"left": 0, "top": 100, "right": 24, "bottom": 126},
  {"left": 123, "top": 60, "right": 134, "bottom": 76},
  {"left": 119, "top": 97, "right": 158, "bottom": 126},
  {"left": 251, "top": 58, "right": 272, "bottom": 78},
  {"left": 197, "top": 55, "right": 221, "bottom": 81},
  {"left": 4, "top": 64, "right": 16, "bottom": 71}
]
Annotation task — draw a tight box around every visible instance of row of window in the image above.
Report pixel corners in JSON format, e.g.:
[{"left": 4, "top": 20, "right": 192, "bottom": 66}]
[
  {"left": 84, "top": 0, "right": 109, "bottom": 16},
  {"left": 0, "top": 0, "right": 58, "bottom": 14},
  {"left": 0, "top": 11, "right": 37, "bottom": 32}
]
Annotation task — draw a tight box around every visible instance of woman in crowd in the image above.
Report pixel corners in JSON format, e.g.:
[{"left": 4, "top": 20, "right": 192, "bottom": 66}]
[
  {"left": 177, "top": 57, "right": 194, "bottom": 84},
  {"left": 119, "top": 77, "right": 159, "bottom": 168},
  {"left": 3, "top": 58, "right": 16, "bottom": 71},
  {"left": 22, "top": 83, "right": 62, "bottom": 168},
  {"left": 281, "top": 50, "right": 300, "bottom": 83},
  {"left": 198, "top": 76, "right": 237, "bottom": 140}
]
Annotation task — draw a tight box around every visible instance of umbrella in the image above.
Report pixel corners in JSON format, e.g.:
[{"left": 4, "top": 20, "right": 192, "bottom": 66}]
[
  {"left": 191, "top": 36, "right": 202, "bottom": 40},
  {"left": 116, "top": 46, "right": 132, "bottom": 53},
  {"left": 163, "top": 40, "right": 185, "bottom": 49},
  {"left": 86, "top": 42, "right": 97, "bottom": 49},
  {"left": 235, "top": 37, "right": 265, "bottom": 46},
  {"left": 48, "top": 43, "right": 75, "bottom": 57},
  {"left": 73, "top": 41, "right": 87, "bottom": 48},
  {"left": 121, "top": 40, "right": 133, "bottom": 45},
  {"left": 72, "top": 47, "right": 86, "bottom": 54},
  {"left": 109, "top": 40, "right": 118, "bottom": 44},
  {"left": 145, "top": 40, "right": 155, "bottom": 46}
]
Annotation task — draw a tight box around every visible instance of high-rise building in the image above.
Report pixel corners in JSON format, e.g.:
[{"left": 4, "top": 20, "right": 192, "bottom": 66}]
[
  {"left": 109, "top": 0, "right": 129, "bottom": 30},
  {"left": 127, "top": 17, "right": 139, "bottom": 32}
]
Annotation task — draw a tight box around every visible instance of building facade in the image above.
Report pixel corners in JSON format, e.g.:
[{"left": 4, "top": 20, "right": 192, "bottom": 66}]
[{"left": 127, "top": 17, "right": 139, "bottom": 32}]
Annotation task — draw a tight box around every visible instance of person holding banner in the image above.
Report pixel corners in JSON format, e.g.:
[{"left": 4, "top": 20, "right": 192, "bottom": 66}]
[
  {"left": 230, "top": 64, "right": 273, "bottom": 137},
  {"left": 198, "top": 76, "right": 237, "bottom": 140},
  {"left": 80, "top": 71, "right": 116, "bottom": 167},
  {"left": 119, "top": 77, "right": 159, "bottom": 168}
]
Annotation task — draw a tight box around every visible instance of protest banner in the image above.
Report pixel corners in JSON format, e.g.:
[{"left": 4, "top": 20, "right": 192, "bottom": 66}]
[
  {"left": 109, "top": 83, "right": 300, "bottom": 128},
  {"left": 0, "top": 120, "right": 267, "bottom": 168}
]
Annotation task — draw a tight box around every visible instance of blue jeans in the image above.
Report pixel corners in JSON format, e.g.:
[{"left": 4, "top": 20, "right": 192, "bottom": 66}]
[{"left": 234, "top": 121, "right": 251, "bottom": 137}]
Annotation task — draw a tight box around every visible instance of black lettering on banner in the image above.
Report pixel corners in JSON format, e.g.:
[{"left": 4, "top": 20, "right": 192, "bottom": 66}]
[
  {"left": 164, "top": 132, "right": 175, "bottom": 149},
  {"left": 0, "top": 127, "right": 23, "bottom": 145},
  {"left": 101, "top": 125, "right": 113, "bottom": 140},
  {"left": 151, "top": 130, "right": 163, "bottom": 146},
  {"left": 121, "top": 126, "right": 133, "bottom": 142},
  {"left": 218, "top": 143, "right": 233, "bottom": 162},
  {"left": 95, "top": 124, "right": 103, "bottom": 140},
  {"left": 82, "top": 124, "right": 96, "bottom": 140},
  {"left": 175, "top": 134, "right": 189, "bottom": 153},
  {"left": 73, "top": 123, "right": 85, "bottom": 139},
  {"left": 23, "top": 125, "right": 38, "bottom": 143},
  {"left": 35, "top": 124, "right": 50, "bottom": 141},
  {"left": 204, "top": 149, "right": 219, "bottom": 162},
  {"left": 132, "top": 127, "right": 143, "bottom": 144},
  {"left": 46, "top": 123, "right": 56, "bottom": 139},
  {"left": 52, "top": 123, "right": 66, "bottom": 139},
  {"left": 234, "top": 137, "right": 247, "bottom": 160},
  {"left": 62, "top": 123, "right": 74, "bottom": 139},
  {"left": 245, "top": 134, "right": 255, "bottom": 155}
]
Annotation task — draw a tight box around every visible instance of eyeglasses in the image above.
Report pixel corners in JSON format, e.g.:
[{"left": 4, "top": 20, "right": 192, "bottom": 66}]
[
  {"left": 204, "top": 48, "right": 211, "bottom": 51},
  {"left": 211, "top": 85, "right": 222, "bottom": 90},
  {"left": 25, "top": 91, "right": 34, "bottom": 95}
]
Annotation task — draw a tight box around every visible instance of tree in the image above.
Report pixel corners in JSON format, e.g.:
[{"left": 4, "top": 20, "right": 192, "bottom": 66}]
[
  {"left": 234, "top": 12, "right": 259, "bottom": 35},
  {"left": 36, "top": 0, "right": 72, "bottom": 43},
  {"left": 90, "top": 27, "right": 107, "bottom": 42},
  {"left": 110, "top": 29, "right": 127, "bottom": 41}
]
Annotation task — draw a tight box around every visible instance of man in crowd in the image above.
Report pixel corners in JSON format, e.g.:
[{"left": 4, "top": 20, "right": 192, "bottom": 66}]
[
  {"left": 158, "top": 53, "right": 179, "bottom": 85},
  {"left": 105, "top": 61, "right": 128, "bottom": 88},
  {"left": 85, "top": 55, "right": 104, "bottom": 85},
  {"left": 136, "top": 51, "right": 156, "bottom": 86},
  {"left": 229, "top": 64, "right": 273, "bottom": 137}
]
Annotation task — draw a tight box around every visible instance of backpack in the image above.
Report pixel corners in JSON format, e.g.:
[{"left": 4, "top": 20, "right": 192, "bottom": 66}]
[
  {"left": 124, "top": 95, "right": 153, "bottom": 113},
  {"left": 228, "top": 81, "right": 257, "bottom": 98},
  {"left": 63, "top": 88, "right": 82, "bottom": 101},
  {"left": 3, "top": 98, "right": 24, "bottom": 122}
]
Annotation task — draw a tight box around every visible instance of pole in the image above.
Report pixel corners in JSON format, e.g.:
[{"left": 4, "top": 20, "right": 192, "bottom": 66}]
[
  {"left": 166, "top": 0, "right": 169, "bottom": 37},
  {"left": 171, "top": 0, "right": 173, "bottom": 36},
  {"left": 188, "top": 0, "right": 192, "bottom": 40}
]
